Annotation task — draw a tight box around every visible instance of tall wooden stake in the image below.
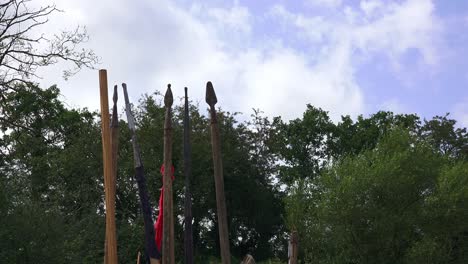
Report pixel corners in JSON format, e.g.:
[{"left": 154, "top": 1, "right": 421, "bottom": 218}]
[
  {"left": 162, "top": 84, "right": 175, "bottom": 264},
  {"left": 206, "top": 81, "right": 231, "bottom": 264},
  {"left": 183, "top": 87, "right": 194, "bottom": 264},
  {"left": 99, "top": 69, "right": 118, "bottom": 264},
  {"left": 136, "top": 251, "right": 141, "bottom": 264},
  {"left": 288, "top": 231, "right": 298, "bottom": 264},
  {"left": 122, "top": 83, "right": 161, "bottom": 264}
]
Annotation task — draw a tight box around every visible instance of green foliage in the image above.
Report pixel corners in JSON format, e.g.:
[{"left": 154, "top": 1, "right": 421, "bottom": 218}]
[
  {"left": 0, "top": 83, "right": 285, "bottom": 262},
  {"left": 286, "top": 129, "right": 468, "bottom": 263},
  {"left": 1, "top": 82, "right": 467, "bottom": 263}
]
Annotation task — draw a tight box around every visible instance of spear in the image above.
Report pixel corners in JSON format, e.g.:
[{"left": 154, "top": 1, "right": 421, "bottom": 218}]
[
  {"left": 122, "top": 83, "right": 161, "bottom": 264},
  {"left": 162, "top": 84, "right": 175, "bottom": 264},
  {"left": 206, "top": 81, "right": 231, "bottom": 264},
  {"left": 109, "top": 84, "right": 119, "bottom": 264},
  {"left": 99, "top": 69, "right": 118, "bottom": 264},
  {"left": 183, "top": 87, "right": 194, "bottom": 264},
  {"left": 110, "top": 85, "right": 119, "bottom": 218}
]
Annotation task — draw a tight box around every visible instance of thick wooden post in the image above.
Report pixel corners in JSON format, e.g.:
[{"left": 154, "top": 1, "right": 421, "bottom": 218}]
[
  {"left": 162, "top": 84, "right": 175, "bottom": 264},
  {"left": 288, "top": 231, "right": 298, "bottom": 264},
  {"left": 241, "top": 254, "right": 256, "bottom": 264},
  {"left": 99, "top": 69, "right": 118, "bottom": 264},
  {"left": 206, "top": 82, "right": 231, "bottom": 264}
]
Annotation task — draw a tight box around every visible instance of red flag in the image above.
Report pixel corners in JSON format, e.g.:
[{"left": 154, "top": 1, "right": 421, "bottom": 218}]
[{"left": 154, "top": 165, "right": 175, "bottom": 251}]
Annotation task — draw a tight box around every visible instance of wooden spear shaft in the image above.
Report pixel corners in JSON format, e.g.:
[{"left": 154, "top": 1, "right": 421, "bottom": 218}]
[
  {"left": 162, "top": 84, "right": 175, "bottom": 264},
  {"left": 110, "top": 85, "right": 119, "bottom": 227},
  {"left": 183, "top": 87, "right": 194, "bottom": 264},
  {"left": 206, "top": 81, "right": 231, "bottom": 264},
  {"left": 289, "top": 231, "right": 298, "bottom": 264},
  {"left": 99, "top": 69, "right": 118, "bottom": 264}
]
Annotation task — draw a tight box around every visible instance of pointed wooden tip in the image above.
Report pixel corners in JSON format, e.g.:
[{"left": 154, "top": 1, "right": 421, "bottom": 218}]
[
  {"left": 164, "top": 84, "right": 173, "bottom": 107},
  {"left": 205, "top": 81, "right": 217, "bottom": 106},
  {"left": 122, "top": 83, "right": 130, "bottom": 105},
  {"left": 113, "top": 85, "right": 118, "bottom": 104}
]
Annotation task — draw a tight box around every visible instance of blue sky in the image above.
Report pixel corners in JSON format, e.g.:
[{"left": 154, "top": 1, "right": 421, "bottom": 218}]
[{"left": 36, "top": 0, "right": 468, "bottom": 125}]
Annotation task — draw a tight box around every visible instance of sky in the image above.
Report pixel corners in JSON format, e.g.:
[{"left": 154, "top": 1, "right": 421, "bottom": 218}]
[{"left": 34, "top": 0, "right": 468, "bottom": 126}]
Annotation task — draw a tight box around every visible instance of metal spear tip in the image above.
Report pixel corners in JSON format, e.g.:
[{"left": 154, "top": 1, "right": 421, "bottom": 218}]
[
  {"left": 113, "top": 85, "right": 118, "bottom": 103},
  {"left": 122, "top": 83, "right": 130, "bottom": 104},
  {"left": 205, "top": 81, "right": 217, "bottom": 106},
  {"left": 164, "top": 84, "right": 173, "bottom": 107}
]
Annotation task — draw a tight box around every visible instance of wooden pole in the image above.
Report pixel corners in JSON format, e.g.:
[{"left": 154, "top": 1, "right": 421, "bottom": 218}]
[
  {"left": 288, "top": 231, "right": 298, "bottom": 264},
  {"left": 183, "top": 87, "right": 194, "bottom": 264},
  {"left": 136, "top": 251, "right": 141, "bottom": 264},
  {"left": 206, "top": 81, "right": 231, "bottom": 264},
  {"left": 162, "top": 84, "right": 175, "bottom": 264},
  {"left": 241, "top": 254, "right": 256, "bottom": 264},
  {"left": 122, "top": 83, "right": 161, "bottom": 264},
  {"left": 99, "top": 69, "right": 118, "bottom": 264}
]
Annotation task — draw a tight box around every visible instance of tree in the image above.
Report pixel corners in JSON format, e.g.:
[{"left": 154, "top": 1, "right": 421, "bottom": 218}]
[
  {"left": 286, "top": 129, "right": 468, "bottom": 263},
  {"left": 421, "top": 114, "right": 468, "bottom": 159},
  {"left": 0, "top": 82, "right": 105, "bottom": 263},
  {"left": 329, "top": 111, "right": 421, "bottom": 158},
  {"left": 273, "top": 105, "right": 335, "bottom": 185},
  {"left": 0, "top": 0, "right": 98, "bottom": 93}
]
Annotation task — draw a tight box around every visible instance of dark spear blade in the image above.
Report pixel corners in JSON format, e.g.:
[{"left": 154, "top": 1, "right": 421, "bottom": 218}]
[
  {"left": 183, "top": 87, "right": 194, "bottom": 264},
  {"left": 206, "top": 81, "right": 231, "bottom": 264},
  {"left": 110, "top": 84, "right": 119, "bottom": 221},
  {"left": 122, "top": 83, "right": 142, "bottom": 168},
  {"left": 122, "top": 83, "right": 161, "bottom": 263}
]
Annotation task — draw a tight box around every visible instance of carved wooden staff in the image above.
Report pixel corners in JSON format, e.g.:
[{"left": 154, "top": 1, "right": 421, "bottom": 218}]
[
  {"left": 99, "top": 69, "right": 118, "bottom": 264},
  {"left": 206, "top": 81, "right": 231, "bottom": 264},
  {"left": 183, "top": 87, "right": 194, "bottom": 264},
  {"left": 122, "top": 83, "right": 161, "bottom": 264},
  {"left": 162, "top": 84, "right": 175, "bottom": 264},
  {"left": 110, "top": 85, "right": 119, "bottom": 223}
]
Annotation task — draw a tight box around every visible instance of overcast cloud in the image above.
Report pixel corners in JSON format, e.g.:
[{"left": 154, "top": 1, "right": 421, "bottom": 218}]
[{"left": 33, "top": 0, "right": 468, "bottom": 124}]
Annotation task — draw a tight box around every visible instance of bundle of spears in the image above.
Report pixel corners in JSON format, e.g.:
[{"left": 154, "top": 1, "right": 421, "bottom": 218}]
[{"left": 98, "top": 69, "right": 232, "bottom": 264}]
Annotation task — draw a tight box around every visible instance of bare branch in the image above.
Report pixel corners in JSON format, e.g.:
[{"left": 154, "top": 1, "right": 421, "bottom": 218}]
[{"left": 0, "top": 0, "right": 99, "bottom": 93}]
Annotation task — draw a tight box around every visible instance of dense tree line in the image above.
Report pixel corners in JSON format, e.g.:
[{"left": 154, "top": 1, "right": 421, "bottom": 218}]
[
  {"left": 0, "top": 83, "right": 286, "bottom": 263},
  {"left": 2, "top": 1, "right": 467, "bottom": 263},
  {"left": 1, "top": 83, "right": 467, "bottom": 263}
]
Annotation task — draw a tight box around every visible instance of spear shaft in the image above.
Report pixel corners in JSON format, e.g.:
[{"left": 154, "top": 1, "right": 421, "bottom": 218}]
[
  {"left": 122, "top": 84, "right": 161, "bottom": 264},
  {"left": 162, "top": 84, "right": 175, "bottom": 264},
  {"left": 99, "top": 69, "right": 118, "bottom": 264},
  {"left": 183, "top": 87, "right": 194, "bottom": 264},
  {"left": 206, "top": 82, "right": 231, "bottom": 264},
  {"left": 111, "top": 85, "right": 119, "bottom": 216}
]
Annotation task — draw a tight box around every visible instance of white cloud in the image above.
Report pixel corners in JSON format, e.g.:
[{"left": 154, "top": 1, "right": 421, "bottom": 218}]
[
  {"left": 32, "top": 0, "right": 443, "bottom": 122},
  {"left": 271, "top": 0, "right": 441, "bottom": 114},
  {"left": 205, "top": 4, "right": 252, "bottom": 35},
  {"left": 273, "top": 0, "right": 442, "bottom": 66},
  {"left": 360, "top": 0, "right": 384, "bottom": 17},
  {"left": 452, "top": 98, "right": 468, "bottom": 128},
  {"left": 306, "top": 0, "right": 343, "bottom": 8},
  {"left": 380, "top": 99, "right": 408, "bottom": 114}
]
